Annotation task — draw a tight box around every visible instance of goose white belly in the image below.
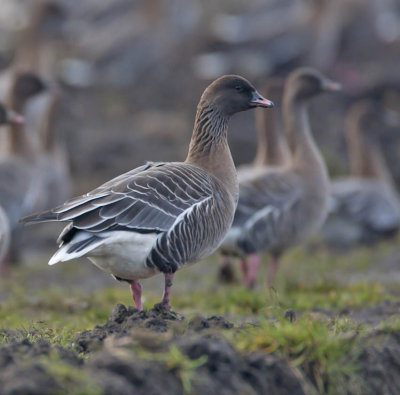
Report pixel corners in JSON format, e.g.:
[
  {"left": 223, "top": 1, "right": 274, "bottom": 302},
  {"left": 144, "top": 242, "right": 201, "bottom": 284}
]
[
  {"left": 87, "top": 231, "right": 159, "bottom": 280},
  {"left": 50, "top": 230, "right": 159, "bottom": 280}
]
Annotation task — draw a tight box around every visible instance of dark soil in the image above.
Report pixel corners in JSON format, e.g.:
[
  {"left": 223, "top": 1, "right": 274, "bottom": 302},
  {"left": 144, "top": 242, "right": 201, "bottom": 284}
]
[
  {"left": 2, "top": 303, "right": 400, "bottom": 394},
  {"left": 0, "top": 304, "right": 308, "bottom": 395},
  {"left": 359, "top": 330, "right": 400, "bottom": 395}
]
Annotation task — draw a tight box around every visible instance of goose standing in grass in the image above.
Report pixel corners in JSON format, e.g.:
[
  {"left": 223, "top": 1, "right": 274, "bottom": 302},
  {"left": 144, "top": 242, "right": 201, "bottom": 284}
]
[
  {"left": 219, "top": 78, "right": 288, "bottom": 284},
  {"left": 220, "top": 68, "right": 341, "bottom": 289},
  {"left": 0, "top": 73, "right": 48, "bottom": 264},
  {"left": 0, "top": 103, "right": 24, "bottom": 271},
  {"left": 21, "top": 75, "right": 273, "bottom": 310},
  {"left": 324, "top": 100, "right": 400, "bottom": 245}
]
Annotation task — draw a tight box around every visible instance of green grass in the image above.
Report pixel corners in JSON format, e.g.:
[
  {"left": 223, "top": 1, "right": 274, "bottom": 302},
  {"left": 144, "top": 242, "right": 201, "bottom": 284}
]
[
  {"left": 1, "top": 239, "right": 400, "bottom": 394},
  {"left": 231, "top": 316, "right": 364, "bottom": 394}
]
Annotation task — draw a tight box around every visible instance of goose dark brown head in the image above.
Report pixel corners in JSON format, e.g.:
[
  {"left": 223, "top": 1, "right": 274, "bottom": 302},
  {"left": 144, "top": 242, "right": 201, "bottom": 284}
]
[
  {"left": 0, "top": 104, "right": 24, "bottom": 125},
  {"left": 201, "top": 75, "right": 274, "bottom": 116},
  {"left": 286, "top": 67, "right": 342, "bottom": 101},
  {"left": 13, "top": 73, "right": 47, "bottom": 105}
]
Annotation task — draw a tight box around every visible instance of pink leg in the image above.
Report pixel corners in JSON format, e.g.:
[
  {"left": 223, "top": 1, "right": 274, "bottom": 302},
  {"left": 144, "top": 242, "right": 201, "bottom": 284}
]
[
  {"left": 160, "top": 273, "right": 174, "bottom": 309},
  {"left": 247, "top": 254, "right": 261, "bottom": 289},
  {"left": 130, "top": 281, "right": 143, "bottom": 311},
  {"left": 240, "top": 258, "right": 249, "bottom": 286},
  {"left": 267, "top": 257, "right": 280, "bottom": 289}
]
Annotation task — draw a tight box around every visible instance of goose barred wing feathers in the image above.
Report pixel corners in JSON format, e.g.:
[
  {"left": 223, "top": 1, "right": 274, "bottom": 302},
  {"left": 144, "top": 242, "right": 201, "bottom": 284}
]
[
  {"left": 23, "top": 162, "right": 214, "bottom": 233},
  {"left": 232, "top": 171, "right": 302, "bottom": 254},
  {"left": 22, "top": 162, "right": 232, "bottom": 272}
]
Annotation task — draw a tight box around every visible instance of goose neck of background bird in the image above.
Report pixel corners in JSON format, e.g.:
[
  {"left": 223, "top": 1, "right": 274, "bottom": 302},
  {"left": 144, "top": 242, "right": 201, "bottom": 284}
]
[
  {"left": 253, "top": 105, "right": 287, "bottom": 167},
  {"left": 6, "top": 93, "right": 38, "bottom": 161},
  {"left": 186, "top": 103, "right": 237, "bottom": 195},
  {"left": 345, "top": 108, "right": 394, "bottom": 185},
  {"left": 283, "top": 93, "right": 327, "bottom": 176},
  {"left": 40, "top": 93, "right": 58, "bottom": 153},
  {"left": 13, "top": 4, "right": 56, "bottom": 74}
]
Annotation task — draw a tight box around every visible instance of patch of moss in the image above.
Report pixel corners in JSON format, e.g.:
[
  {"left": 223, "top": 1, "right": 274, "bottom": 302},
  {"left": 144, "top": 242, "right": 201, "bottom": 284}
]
[
  {"left": 138, "top": 345, "right": 207, "bottom": 394},
  {"left": 231, "top": 316, "right": 364, "bottom": 394}
]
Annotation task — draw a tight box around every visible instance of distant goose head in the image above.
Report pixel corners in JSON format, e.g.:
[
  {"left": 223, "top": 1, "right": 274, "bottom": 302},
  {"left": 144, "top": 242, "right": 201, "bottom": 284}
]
[
  {"left": 201, "top": 75, "right": 274, "bottom": 116},
  {"left": 0, "top": 104, "right": 24, "bottom": 125},
  {"left": 13, "top": 73, "right": 47, "bottom": 103},
  {"left": 286, "top": 67, "right": 342, "bottom": 101}
]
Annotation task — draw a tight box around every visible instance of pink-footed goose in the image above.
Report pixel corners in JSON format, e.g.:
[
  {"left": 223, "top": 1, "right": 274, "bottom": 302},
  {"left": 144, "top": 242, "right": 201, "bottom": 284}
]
[
  {"left": 0, "top": 73, "right": 48, "bottom": 266},
  {"left": 219, "top": 78, "right": 289, "bottom": 283},
  {"left": 325, "top": 100, "right": 400, "bottom": 244},
  {"left": 21, "top": 75, "right": 273, "bottom": 311},
  {"left": 0, "top": 103, "right": 24, "bottom": 270},
  {"left": 220, "top": 67, "right": 341, "bottom": 289}
]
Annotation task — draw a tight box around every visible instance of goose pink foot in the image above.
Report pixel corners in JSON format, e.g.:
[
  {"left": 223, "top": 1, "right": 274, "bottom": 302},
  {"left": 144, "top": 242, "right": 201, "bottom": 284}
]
[
  {"left": 130, "top": 281, "right": 143, "bottom": 311},
  {"left": 247, "top": 254, "right": 261, "bottom": 289}
]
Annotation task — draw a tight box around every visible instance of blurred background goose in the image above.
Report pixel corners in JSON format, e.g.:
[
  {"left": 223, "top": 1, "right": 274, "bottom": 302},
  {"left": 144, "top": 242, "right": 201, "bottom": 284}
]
[
  {"left": 323, "top": 100, "right": 400, "bottom": 246},
  {"left": 219, "top": 77, "right": 288, "bottom": 284},
  {"left": 0, "top": 102, "right": 24, "bottom": 273},
  {"left": 0, "top": 73, "right": 48, "bottom": 264},
  {"left": 22, "top": 75, "right": 273, "bottom": 310},
  {"left": 220, "top": 68, "right": 341, "bottom": 289},
  {"left": 0, "top": 1, "right": 66, "bottom": 99}
]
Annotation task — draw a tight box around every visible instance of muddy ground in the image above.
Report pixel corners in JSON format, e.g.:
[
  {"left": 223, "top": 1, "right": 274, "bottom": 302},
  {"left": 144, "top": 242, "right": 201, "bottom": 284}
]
[
  {"left": 2, "top": 241, "right": 400, "bottom": 394},
  {"left": 1, "top": 301, "right": 400, "bottom": 395}
]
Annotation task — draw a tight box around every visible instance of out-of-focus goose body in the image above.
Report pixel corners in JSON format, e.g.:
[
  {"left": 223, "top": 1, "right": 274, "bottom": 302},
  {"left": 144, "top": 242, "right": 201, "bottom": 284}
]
[
  {"left": 0, "top": 102, "right": 24, "bottom": 271},
  {"left": 221, "top": 68, "right": 341, "bottom": 288},
  {"left": 325, "top": 101, "right": 400, "bottom": 245},
  {"left": 22, "top": 75, "right": 273, "bottom": 310},
  {"left": 0, "top": 74, "right": 47, "bottom": 265},
  {"left": 0, "top": 74, "right": 47, "bottom": 228}
]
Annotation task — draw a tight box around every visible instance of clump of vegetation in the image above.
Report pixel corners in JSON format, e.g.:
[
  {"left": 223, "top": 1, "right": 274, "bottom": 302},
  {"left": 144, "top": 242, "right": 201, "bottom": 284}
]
[{"left": 232, "top": 316, "right": 364, "bottom": 394}]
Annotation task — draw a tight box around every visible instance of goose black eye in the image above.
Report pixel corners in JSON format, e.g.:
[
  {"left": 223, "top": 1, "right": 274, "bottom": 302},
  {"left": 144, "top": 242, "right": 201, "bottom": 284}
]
[{"left": 235, "top": 85, "right": 243, "bottom": 92}]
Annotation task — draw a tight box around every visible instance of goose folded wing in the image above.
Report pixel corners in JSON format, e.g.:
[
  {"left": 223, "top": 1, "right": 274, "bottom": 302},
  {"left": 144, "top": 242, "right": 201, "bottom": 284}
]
[
  {"left": 234, "top": 172, "right": 302, "bottom": 253},
  {"left": 21, "top": 162, "right": 214, "bottom": 235},
  {"left": 235, "top": 171, "right": 301, "bottom": 224}
]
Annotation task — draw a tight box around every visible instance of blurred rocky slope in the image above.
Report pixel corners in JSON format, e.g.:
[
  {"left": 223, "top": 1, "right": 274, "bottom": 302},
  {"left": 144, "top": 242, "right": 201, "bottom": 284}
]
[{"left": 1, "top": 0, "right": 400, "bottom": 192}]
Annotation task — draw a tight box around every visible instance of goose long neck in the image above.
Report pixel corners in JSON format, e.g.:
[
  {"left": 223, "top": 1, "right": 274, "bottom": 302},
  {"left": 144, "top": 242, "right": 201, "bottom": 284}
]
[
  {"left": 283, "top": 93, "right": 322, "bottom": 168},
  {"left": 186, "top": 102, "right": 237, "bottom": 198},
  {"left": 345, "top": 109, "right": 392, "bottom": 184},
  {"left": 253, "top": 106, "right": 287, "bottom": 166},
  {"left": 7, "top": 92, "right": 37, "bottom": 160},
  {"left": 282, "top": 92, "right": 329, "bottom": 187},
  {"left": 13, "top": 20, "right": 41, "bottom": 73},
  {"left": 41, "top": 94, "right": 58, "bottom": 153}
]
